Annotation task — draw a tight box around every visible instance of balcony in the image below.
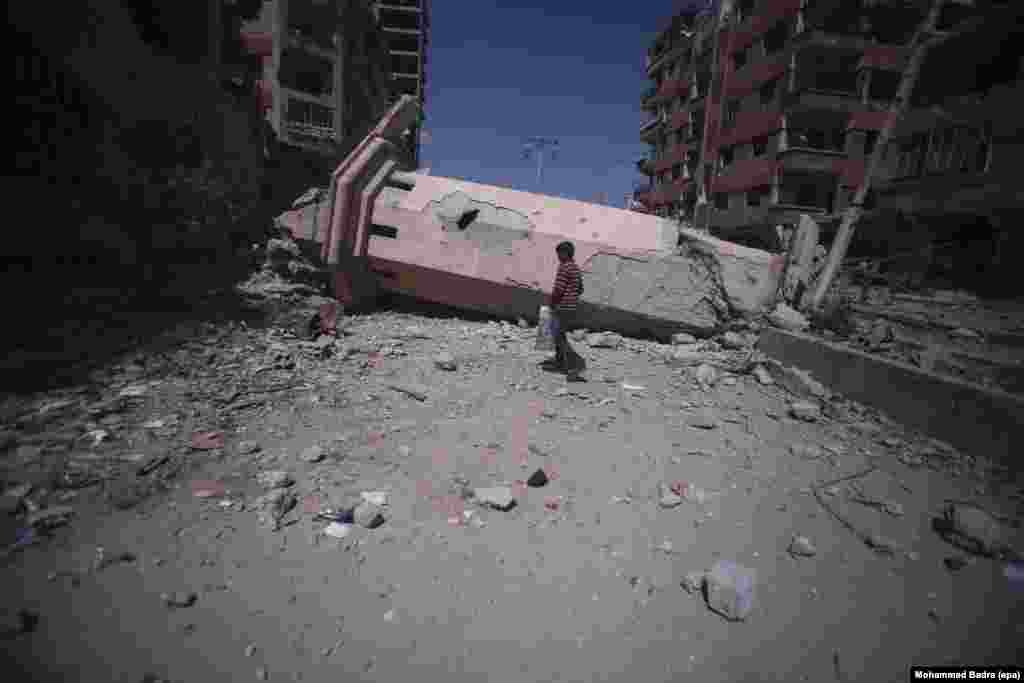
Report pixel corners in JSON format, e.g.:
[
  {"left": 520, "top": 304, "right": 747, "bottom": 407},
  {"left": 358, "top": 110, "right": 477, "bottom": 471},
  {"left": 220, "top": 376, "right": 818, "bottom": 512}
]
[{"left": 640, "top": 113, "right": 665, "bottom": 138}]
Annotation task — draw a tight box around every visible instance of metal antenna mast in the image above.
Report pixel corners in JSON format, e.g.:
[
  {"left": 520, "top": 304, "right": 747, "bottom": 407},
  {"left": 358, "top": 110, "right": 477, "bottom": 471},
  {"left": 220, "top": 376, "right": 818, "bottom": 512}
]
[{"left": 522, "top": 137, "right": 560, "bottom": 188}]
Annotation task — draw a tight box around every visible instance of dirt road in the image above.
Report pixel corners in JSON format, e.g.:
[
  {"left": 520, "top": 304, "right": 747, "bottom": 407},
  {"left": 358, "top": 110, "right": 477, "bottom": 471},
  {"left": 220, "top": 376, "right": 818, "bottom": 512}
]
[{"left": 2, "top": 305, "right": 1022, "bottom": 683}]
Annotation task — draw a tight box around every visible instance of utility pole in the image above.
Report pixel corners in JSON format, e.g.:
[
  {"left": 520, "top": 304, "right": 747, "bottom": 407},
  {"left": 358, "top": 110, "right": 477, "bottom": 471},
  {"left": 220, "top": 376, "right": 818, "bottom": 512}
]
[{"left": 522, "top": 137, "right": 560, "bottom": 188}]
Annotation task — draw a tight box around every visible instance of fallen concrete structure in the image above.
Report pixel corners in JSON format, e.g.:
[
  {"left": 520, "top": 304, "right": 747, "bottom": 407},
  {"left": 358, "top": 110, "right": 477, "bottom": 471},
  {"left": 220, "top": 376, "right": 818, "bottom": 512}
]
[{"left": 276, "top": 96, "right": 785, "bottom": 338}]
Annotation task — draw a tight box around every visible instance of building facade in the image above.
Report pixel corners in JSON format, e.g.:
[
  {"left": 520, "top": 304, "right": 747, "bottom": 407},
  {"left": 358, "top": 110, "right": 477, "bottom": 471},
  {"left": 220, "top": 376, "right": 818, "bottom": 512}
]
[
  {"left": 637, "top": 0, "right": 996, "bottom": 246},
  {"left": 239, "top": 0, "right": 396, "bottom": 171},
  {"left": 374, "top": 1, "right": 430, "bottom": 169}
]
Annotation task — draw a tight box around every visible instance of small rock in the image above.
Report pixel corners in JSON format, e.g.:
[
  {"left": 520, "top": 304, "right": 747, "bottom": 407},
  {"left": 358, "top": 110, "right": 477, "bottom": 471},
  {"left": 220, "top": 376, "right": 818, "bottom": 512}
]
[
  {"left": 474, "top": 486, "right": 516, "bottom": 511},
  {"left": 586, "top": 332, "right": 622, "bottom": 349},
  {"left": 323, "top": 522, "right": 352, "bottom": 539},
  {"left": 680, "top": 571, "right": 705, "bottom": 595},
  {"left": 768, "top": 303, "right": 810, "bottom": 332},
  {"left": 433, "top": 352, "right": 458, "bottom": 371},
  {"left": 526, "top": 469, "right": 549, "bottom": 488},
  {"left": 256, "top": 667, "right": 268, "bottom": 681},
  {"left": 687, "top": 414, "right": 718, "bottom": 430},
  {"left": 720, "top": 331, "right": 747, "bottom": 350},
  {"left": 245, "top": 644, "right": 256, "bottom": 658},
  {"left": 517, "top": 318, "right": 529, "bottom": 328},
  {"left": 943, "top": 556, "right": 972, "bottom": 572},
  {"left": 353, "top": 502, "right": 387, "bottom": 529},
  {"left": 659, "top": 483, "right": 683, "bottom": 509},
  {"left": 162, "top": 591, "right": 198, "bottom": 608},
  {"left": 26, "top": 505, "right": 74, "bottom": 530},
  {"left": 788, "top": 401, "right": 821, "bottom": 422},
  {"left": 671, "top": 332, "right": 697, "bottom": 345},
  {"left": 257, "top": 471, "right": 294, "bottom": 490},
  {"left": 788, "top": 535, "right": 817, "bottom": 557},
  {"left": 704, "top": 560, "right": 757, "bottom": 621},
  {"left": 789, "top": 443, "right": 824, "bottom": 460},
  {"left": 752, "top": 365, "right": 774, "bottom": 385},
  {"left": 694, "top": 363, "right": 718, "bottom": 388},
  {"left": 398, "top": 445, "right": 412, "bottom": 458},
  {"left": 301, "top": 445, "right": 326, "bottom": 464}
]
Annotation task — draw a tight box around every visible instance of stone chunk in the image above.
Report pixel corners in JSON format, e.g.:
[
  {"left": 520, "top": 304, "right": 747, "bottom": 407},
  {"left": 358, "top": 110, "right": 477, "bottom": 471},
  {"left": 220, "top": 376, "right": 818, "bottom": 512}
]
[
  {"left": 258, "top": 470, "right": 294, "bottom": 490},
  {"left": 788, "top": 401, "right": 822, "bottom": 422},
  {"left": 788, "top": 535, "right": 817, "bottom": 557},
  {"left": 768, "top": 303, "right": 810, "bottom": 332},
  {"left": 354, "top": 502, "right": 387, "bottom": 529},
  {"left": 671, "top": 332, "right": 698, "bottom": 345},
  {"left": 586, "top": 332, "right": 623, "bottom": 349},
  {"left": 474, "top": 486, "right": 517, "bottom": 511},
  {"left": 704, "top": 560, "right": 757, "bottom": 622},
  {"left": 433, "top": 352, "right": 458, "bottom": 371}
]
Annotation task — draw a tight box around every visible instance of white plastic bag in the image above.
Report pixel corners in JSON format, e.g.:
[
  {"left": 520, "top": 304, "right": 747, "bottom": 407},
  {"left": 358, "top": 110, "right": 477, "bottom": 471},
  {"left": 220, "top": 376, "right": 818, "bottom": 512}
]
[{"left": 535, "top": 305, "right": 558, "bottom": 351}]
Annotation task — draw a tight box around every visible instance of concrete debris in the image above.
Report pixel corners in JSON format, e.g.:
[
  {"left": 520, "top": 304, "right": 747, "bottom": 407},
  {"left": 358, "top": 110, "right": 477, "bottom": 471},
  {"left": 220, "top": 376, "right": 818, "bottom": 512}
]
[
  {"left": 586, "top": 332, "right": 623, "bottom": 349},
  {"left": 474, "top": 487, "right": 516, "bottom": 511},
  {"left": 353, "top": 502, "right": 387, "bottom": 529},
  {"left": 161, "top": 591, "right": 198, "bottom": 609},
  {"left": 788, "top": 401, "right": 822, "bottom": 422},
  {"left": 433, "top": 352, "right": 458, "bottom": 371},
  {"left": 26, "top": 506, "right": 74, "bottom": 531},
  {"left": 934, "top": 504, "right": 1018, "bottom": 559},
  {"left": 719, "top": 331, "right": 748, "bottom": 350},
  {"left": 526, "top": 468, "right": 549, "bottom": 488},
  {"left": 360, "top": 491, "right": 389, "bottom": 506},
  {"left": 257, "top": 471, "right": 294, "bottom": 490},
  {"left": 237, "top": 441, "right": 262, "bottom": 455},
  {"left": 694, "top": 363, "right": 719, "bottom": 388},
  {"left": 301, "top": 445, "right": 326, "bottom": 463},
  {"left": 671, "top": 333, "right": 698, "bottom": 345},
  {"left": 752, "top": 364, "right": 774, "bottom": 385},
  {"left": 763, "top": 361, "right": 828, "bottom": 399},
  {"left": 681, "top": 571, "right": 706, "bottom": 595},
  {"left": 767, "top": 303, "right": 810, "bottom": 332},
  {"left": 789, "top": 443, "right": 825, "bottom": 460},
  {"left": 788, "top": 535, "right": 817, "bottom": 557},
  {"left": 658, "top": 482, "right": 683, "bottom": 508},
  {"left": 387, "top": 383, "right": 430, "bottom": 401},
  {"left": 704, "top": 560, "right": 757, "bottom": 622},
  {"left": 323, "top": 522, "right": 352, "bottom": 539}
]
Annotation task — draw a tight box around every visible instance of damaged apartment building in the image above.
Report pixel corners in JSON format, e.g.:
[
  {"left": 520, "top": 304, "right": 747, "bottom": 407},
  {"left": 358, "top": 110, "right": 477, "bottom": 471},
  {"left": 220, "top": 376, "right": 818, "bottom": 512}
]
[
  {"left": 373, "top": 1, "right": 430, "bottom": 169},
  {"left": 635, "top": 0, "right": 1020, "bottom": 284},
  {"left": 239, "top": 0, "right": 414, "bottom": 198}
]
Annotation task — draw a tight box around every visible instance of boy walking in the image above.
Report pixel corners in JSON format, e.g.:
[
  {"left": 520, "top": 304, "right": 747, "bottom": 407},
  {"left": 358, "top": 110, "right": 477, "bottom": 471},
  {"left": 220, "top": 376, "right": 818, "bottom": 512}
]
[{"left": 545, "top": 241, "right": 585, "bottom": 381}]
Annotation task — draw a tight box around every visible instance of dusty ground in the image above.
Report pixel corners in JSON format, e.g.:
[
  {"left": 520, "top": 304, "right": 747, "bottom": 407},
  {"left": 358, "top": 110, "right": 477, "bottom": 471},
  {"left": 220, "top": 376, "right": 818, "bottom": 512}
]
[{"left": 2, "top": 287, "right": 1023, "bottom": 683}]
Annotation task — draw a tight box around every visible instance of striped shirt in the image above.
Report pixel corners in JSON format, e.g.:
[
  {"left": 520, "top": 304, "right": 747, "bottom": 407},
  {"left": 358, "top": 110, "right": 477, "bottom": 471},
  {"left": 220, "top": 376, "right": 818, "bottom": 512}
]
[{"left": 552, "top": 260, "right": 583, "bottom": 312}]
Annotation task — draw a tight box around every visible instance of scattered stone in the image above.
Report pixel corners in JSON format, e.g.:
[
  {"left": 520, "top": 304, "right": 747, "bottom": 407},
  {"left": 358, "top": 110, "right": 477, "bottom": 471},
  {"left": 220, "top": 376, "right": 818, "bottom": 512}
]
[
  {"left": 671, "top": 333, "right": 698, "bottom": 345},
  {"left": 950, "top": 327, "right": 981, "bottom": 340},
  {"left": 526, "top": 468, "right": 549, "bottom": 488},
  {"left": 0, "top": 483, "right": 32, "bottom": 516},
  {"left": 162, "top": 591, "right": 198, "bottom": 609},
  {"left": 704, "top": 560, "right": 757, "bottom": 622},
  {"left": 386, "top": 383, "right": 429, "bottom": 402},
  {"left": 256, "top": 667, "right": 268, "bottom": 681},
  {"left": 788, "top": 401, "right": 822, "bottom": 422},
  {"left": 433, "top": 352, "right": 458, "bottom": 371},
  {"left": 586, "top": 332, "right": 622, "bottom": 349},
  {"left": 26, "top": 506, "right": 74, "bottom": 531},
  {"left": 658, "top": 482, "right": 683, "bottom": 509},
  {"left": 257, "top": 471, "right": 294, "bottom": 490},
  {"left": 767, "top": 303, "right": 810, "bottom": 332},
  {"left": 789, "top": 443, "right": 824, "bottom": 460},
  {"left": 720, "top": 331, "right": 747, "bottom": 349},
  {"left": 301, "top": 445, "right": 326, "bottom": 464},
  {"left": 687, "top": 414, "right": 718, "bottom": 430},
  {"left": 752, "top": 365, "right": 774, "bottom": 385},
  {"left": 868, "top": 320, "right": 892, "bottom": 348},
  {"left": 788, "top": 535, "right": 817, "bottom": 557},
  {"left": 398, "top": 445, "right": 412, "bottom": 458},
  {"left": 474, "top": 487, "right": 517, "bottom": 511},
  {"left": 323, "top": 522, "right": 352, "bottom": 539},
  {"left": 360, "top": 491, "right": 389, "bottom": 507},
  {"left": 245, "top": 644, "right": 256, "bottom": 658},
  {"left": 943, "top": 556, "right": 972, "bottom": 572},
  {"left": 353, "top": 502, "right": 387, "bottom": 529},
  {"left": 694, "top": 363, "right": 718, "bottom": 388},
  {"left": 934, "top": 504, "right": 1016, "bottom": 558},
  {"left": 681, "top": 571, "right": 705, "bottom": 595}
]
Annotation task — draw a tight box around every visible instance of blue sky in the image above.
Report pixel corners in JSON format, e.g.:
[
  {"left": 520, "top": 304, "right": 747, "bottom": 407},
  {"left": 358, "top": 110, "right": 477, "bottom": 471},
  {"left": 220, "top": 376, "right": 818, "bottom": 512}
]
[{"left": 420, "top": 0, "right": 706, "bottom": 206}]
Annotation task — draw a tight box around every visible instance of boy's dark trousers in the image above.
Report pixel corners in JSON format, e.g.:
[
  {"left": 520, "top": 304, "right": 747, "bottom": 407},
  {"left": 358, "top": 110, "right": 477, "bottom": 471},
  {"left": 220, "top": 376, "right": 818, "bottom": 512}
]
[{"left": 553, "top": 309, "right": 584, "bottom": 373}]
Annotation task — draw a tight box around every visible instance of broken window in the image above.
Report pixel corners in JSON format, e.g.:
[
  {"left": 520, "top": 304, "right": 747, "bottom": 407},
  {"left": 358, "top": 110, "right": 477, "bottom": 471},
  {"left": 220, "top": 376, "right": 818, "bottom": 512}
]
[
  {"left": 759, "top": 79, "right": 778, "bottom": 109},
  {"left": 723, "top": 100, "right": 740, "bottom": 130},
  {"left": 747, "top": 187, "right": 771, "bottom": 207},
  {"left": 868, "top": 70, "right": 900, "bottom": 101},
  {"left": 279, "top": 49, "right": 334, "bottom": 96},
  {"left": 778, "top": 171, "right": 836, "bottom": 210},
  {"left": 763, "top": 20, "right": 790, "bottom": 55},
  {"left": 719, "top": 146, "right": 735, "bottom": 173}
]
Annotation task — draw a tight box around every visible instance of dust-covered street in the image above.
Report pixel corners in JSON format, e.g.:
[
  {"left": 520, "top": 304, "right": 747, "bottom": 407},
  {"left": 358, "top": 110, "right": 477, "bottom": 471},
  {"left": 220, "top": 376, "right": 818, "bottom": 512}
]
[{"left": 2, "top": 274, "right": 1022, "bottom": 683}]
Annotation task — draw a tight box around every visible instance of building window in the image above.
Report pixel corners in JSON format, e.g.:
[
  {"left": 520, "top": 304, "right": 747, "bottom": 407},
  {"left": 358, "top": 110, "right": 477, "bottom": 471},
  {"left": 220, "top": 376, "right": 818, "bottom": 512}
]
[
  {"left": 714, "top": 192, "right": 729, "bottom": 210},
  {"left": 723, "top": 100, "right": 740, "bottom": 130},
  {"left": 763, "top": 20, "right": 790, "bottom": 55},
  {"left": 753, "top": 137, "right": 768, "bottom": 157},
  {"left": 719, "top": 146, "right": 734, "bottom": 173},
  {"left": 733, "top": 46, "right": 748, "bottom": 71},
  {"left": 759, "top": 79, "right": 777, "bottom": 109},
  {"left": 747, "top": 187, "right": 770, "bottom": 207},
  {"left": 863, "top": 130, "right": 880, "bottom": 157}
]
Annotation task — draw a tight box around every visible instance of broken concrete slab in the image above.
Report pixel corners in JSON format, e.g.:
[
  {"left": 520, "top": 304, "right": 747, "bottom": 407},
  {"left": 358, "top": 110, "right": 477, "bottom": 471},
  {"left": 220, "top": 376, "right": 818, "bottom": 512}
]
[{"left": 275, "top": 96, "right": 784, "bottom": 338}]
